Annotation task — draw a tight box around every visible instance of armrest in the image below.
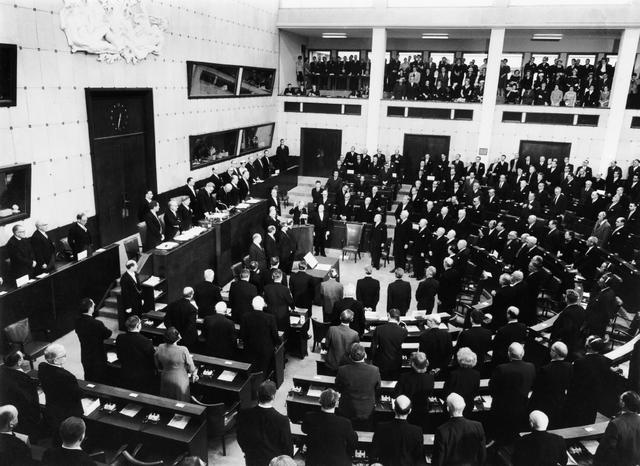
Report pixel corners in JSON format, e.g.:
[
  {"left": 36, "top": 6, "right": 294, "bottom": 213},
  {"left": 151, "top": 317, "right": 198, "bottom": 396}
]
[{"left": 225, "top": 400, "right": 241, "bottom": 417}]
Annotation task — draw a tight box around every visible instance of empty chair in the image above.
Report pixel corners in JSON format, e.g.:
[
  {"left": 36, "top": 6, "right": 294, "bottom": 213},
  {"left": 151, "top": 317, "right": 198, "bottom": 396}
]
[
  {"left": 4, "top": 318, "right": 49, "bottom": 369},
  {"left": 341, "top": 222, "right": 364, "bottom": 262},
  {"left": 311, "top": 317, "right": 332, "bottom": 352},
  {"left": 190, "top": 396, "right": 240, "bottom": 456}
]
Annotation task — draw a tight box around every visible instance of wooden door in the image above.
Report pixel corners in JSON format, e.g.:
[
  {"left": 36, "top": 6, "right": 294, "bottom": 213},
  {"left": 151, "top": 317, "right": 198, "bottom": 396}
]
[
  {"left": 300, "top": 128, "right": 342, "bottom": 177},
  {"left": 403, "top": 134, "right": 451, "bottom": 177}
]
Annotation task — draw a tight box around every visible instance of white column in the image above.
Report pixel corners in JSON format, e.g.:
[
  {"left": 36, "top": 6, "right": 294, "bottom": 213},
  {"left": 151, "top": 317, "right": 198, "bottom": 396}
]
[
  {"left": 365, "top": 27, "right": 387, "bottom": 153},
  {"left": 476, "top": 28, "right": 505, "bottom": 161},
  {"left": 598, "top": 28, "right": 640, "bottom": 175}
]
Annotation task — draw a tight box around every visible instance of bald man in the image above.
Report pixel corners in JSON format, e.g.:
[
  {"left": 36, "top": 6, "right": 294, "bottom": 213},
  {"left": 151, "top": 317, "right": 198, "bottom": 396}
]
[
  {"left": 0, "top": 405, "right": 31, "bottom": 464},
  {"left": 163, "top": 287, "right": 198, "bottom": 351},
  {"left": 433, "top": 393, "right": 486, "bottom": 466},
  {"left": 513, "top": 410, "right": 567, "bottom": 466},
  {"left": 193, "top": 269, "right": 222, "bottom": 319},
  {"left": 31, "top": 220, "right": 56, "bottom": 272},
  {"left": 370, "top": 395, "right": 427, "bottom": 466},
  {"left": 203, "top": 302, "right": 236, "bottom": 360},
  {"left": 240, "top": 296, "right": 280, "bottom": 377}
]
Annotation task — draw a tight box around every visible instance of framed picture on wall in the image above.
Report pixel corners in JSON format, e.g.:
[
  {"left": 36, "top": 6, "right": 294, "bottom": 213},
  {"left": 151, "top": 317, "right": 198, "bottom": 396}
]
[
  {"left": 238, "top": 66, "right": 276, "bottom": 96},
  {"left": 239, "top": 123, "right": 275, "bottom": 155},
  {"left": 0, "top": 164, "right": 31, "bottom": 226},
  {"left": 187, "top": 61, "right": 239, "bottom": 99},
  {"left": 0, "top": 44, "right": 17, "bottom": 107},
  {"left": 189, "top": 129, "right": 240, "bottom": 170}
]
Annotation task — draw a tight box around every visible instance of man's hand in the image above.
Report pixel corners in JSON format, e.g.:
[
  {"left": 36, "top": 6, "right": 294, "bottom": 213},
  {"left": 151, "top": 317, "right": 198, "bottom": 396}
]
[
  {"left": 125, "top": 308, "right": 132, "bottom": 314},
  {"left": 32, "top": 261, "right": 36, "bottom": 267}
]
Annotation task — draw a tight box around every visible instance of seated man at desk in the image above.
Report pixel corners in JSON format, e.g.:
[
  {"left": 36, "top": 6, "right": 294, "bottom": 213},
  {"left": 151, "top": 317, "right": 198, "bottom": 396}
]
[
  {"left": 42, "top": 417, "right": 96, "bottom": 466},
  {"left": 116, "top": 316, "right": 157, "bottom": 395}
]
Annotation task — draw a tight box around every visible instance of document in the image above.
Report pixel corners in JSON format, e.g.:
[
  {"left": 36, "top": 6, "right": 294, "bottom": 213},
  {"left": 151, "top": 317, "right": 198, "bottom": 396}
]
[
  {"left": 405, "top": 325, "right": 420, "bottom": 333},
  {"left": 246, "top": 198, "right": 261, "bottom": 204},
  {"left": 120, "top": 404, "right": 142, "bottom": 417},
  {"left": 306, "top": 386, "right": 323, "bottom": 397},
  {"left": 380, "top": 380, "right": 397, "bottom": 389},
  {"left": 106, "top": 352, "right": 118, "bottom": 363},
  {"left": 315, "top": 262, "right": 331, "bottom": 271},
  {"left": 38, "top": 389, "right": 46, "bottom": 406},
  {"left": 143, "top": 276, "right": 161, "bottom": 286},
  {"left": 218, "top": 370, "right": 237, "bottom": 382},
  {"left": 167, "top": 414, "right": 190, "bottom": 430},
  {"left": 157, "top": 322, "right": 166, "bottom": 329},
  {"left": 236, "top": 203, "right": 250, "bottom": 209},
  {"left": 156, "top": 242, "right": 179, "bottom": 250},
  {"left": 303, "top": 252, "right": 318, "bottom": 269},
  {"left": 581, "top": 439, "right": 599, "bottom": 455},
  {"left": 81, "top": 398, "right": 100, "bottom": 416},
  {"left": 36, "top": 273, "right": 49, "bottom": 279}
]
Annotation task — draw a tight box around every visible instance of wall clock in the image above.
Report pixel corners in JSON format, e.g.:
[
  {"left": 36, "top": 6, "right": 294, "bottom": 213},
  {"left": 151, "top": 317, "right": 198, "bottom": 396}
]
[{"left": 107, "top": 102, "right": 129, "bottom": 132}]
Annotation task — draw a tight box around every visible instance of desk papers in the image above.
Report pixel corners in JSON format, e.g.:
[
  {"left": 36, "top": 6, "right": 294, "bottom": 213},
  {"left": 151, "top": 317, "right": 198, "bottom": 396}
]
[
  {"left": 106, "top": 352, "right": 118, "bottom": 363},
  {"left": 380, "top": 380, "right": 397, "bottom": 389},
  {"left": 306, "top": 386, "right": 323, "bottom": 398},
  {"left": 289, "top": 316, "right": 301, "bottom": 325},
  {"left": 246, "top": 198, "right": 261, "bottom": 204},
  {"left": 82, "top": 398, "right": 100, "bottom": 416},
  {"left": 218, "top": 370, "right": 237, "bottom": 382},
  {"left": 38, "top": 390, "right": 46, "bottom": 406},
  {"left": 168, "top": 414, "right": 190, "bottom": 430},
  {"left": 156, "top": 242, "right": 178, "bottom": 250},
  {"left": 120, "top": 404, "right": 142, "bottom": 417},
  {"left": 236, "top": 203, "right": 250, "bottom": 209},
  {"left": 315, "top": 263, "right": 331, "bottom": 271},
  {"left": 143, "top": 276, "right": 161, "bottom": 287},
  {"left": 405, "top": 325, "right": 420, "bottom": 333}
]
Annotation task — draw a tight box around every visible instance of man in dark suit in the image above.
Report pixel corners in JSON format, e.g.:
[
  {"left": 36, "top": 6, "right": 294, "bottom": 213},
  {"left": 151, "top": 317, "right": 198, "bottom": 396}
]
[
  {"left": 387, "top": 268, "right": 411, "bottom": 315},
  {"left": 370, "top": 395, "right": 427, "bottom": 466},
  {"left": 369, "top": 213, "right": 387, "bottom": 269},
  {"left": 0, "top": 405, "right": 32, "bottom": 464},
  {"left": 439, "top": 257, "right": 461, "bottom": 314},
  {"left": 501, "top": 231, "right": 521, "bottom": 266},
  {"left": 248, "top": 233, "right": 268, "bottom": 273},
  {"left": 193, "top": 269, "right": 222, "bottom": 319},
  {"left": 513, "top": 410, "right": 568, "bottom": 466},
  {"left": 543, "top": 219, "right": 563, "bottom": 255},
  {"left": 289, "top": 261, "right": 314, "bottom": 311},
  {"left": 229, "top": 269, "right": 259, "bottom": 323},
  {"left": 433, "top": 393, "right": 486, "bottom": 466},
  {"left": 336, "top": 343, "right": 381, "bottom": 427},
  {"left": 203, "top": 302, "right": 236, "bottom": 359},
  {"left": 163, "top": 200, "right": 181, "bottom": 240},
  {"left": 394, "top": 209, "right": 412, "bottom": 271},
  {"left": 550, "top": 289, "right": 586, "bottom": 357},
  {"left": 492, "top": 306, "right": 528, "bottom": 365},
  {"left": 332, "top": 284, "right": 365, "bottom": 336},
  {"left": 419, "top": 314, "right": 453, "bottom": 372},
  {"left": 143, "top": 201, "right": 164, "bottom": 250},
  {"left": 67, "top": 213, "right": 92, "bottom": 259},
  {"left": 38, "top": 344, "right": 83, "bottom": 440},
  {"left": 608, "top": 217, "right": 628, "bottom": 258},
  {"left": 302, "top": 388, "right": 357, "bottom": 466},
  {"left": 456, "top": 309, "right": 493, "bottom": 364},
  {"left": 163, "top": 287, "right": 198, "bottom": 351},
  {"left": 31, "top": 220, "right": 56, "bottom": 272},
  {"left": 195, "top": 182, "right": 216, "bottom": 221},
  {"left": 311, "top": 204, "right": 332, "bottom": 256},
  {"left": 490, "top": 273, "right": 516, "bottom": 329},
  {"left": 278, "top": 221, "right": 296, "bottom": 274},
  {"left": 490, "top": 342, "right": 536, "bottom": 443},
  {"left": 237, "top": 381, "right": 293, "bottom": 466},
  {"left": 75, "top": 298, "right": 112, "bottom": 383},
  {"left": 263, "top": 269, "right": 294, "bottom": 332},
  {"left": 356, "top": 266, "right": 380, "bottom": 312},
  {"left": 594, "top": 390, "right": 640, "bottom": 466},
  {"left": 412, "top": 219, "right": 431, "bottom": 280},
  {"left": 240, "top": 296, "right": 280, "bottom": 378},
  {"left": 116, "top": 316, "right": 157, "bottom": 394},
  {"left": 5, "top": 224, "right": 35, "bottom": 283},
  {"left": 585, "top": 275, "right": 618, "bottom": 337},
  {"left": 41, "top": 417, "right": 96, "bottom": 465},
  {"left": 182, "top": 177, "right": 197, "bottom": 206},
  {"left": 119, "top": 259, "right": 144, "bottom": 328},
  {"left": 0, "top": 351, "right": 41, "bottom": 440},
  {"left": 371, "top": 308, "right": 408, "bottom": 380}
]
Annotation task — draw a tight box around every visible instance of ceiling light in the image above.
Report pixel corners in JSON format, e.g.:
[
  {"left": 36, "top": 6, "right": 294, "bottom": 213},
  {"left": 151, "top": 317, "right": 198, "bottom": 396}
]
[
  {"left": 532, "top": 33, "right": 563, "bottom": 41},
  {"left": 322, "top": 33, "right": 347, "bottom": 39},
  {"left": 422, "top": 33, "right": 449, "bottom": 39}
]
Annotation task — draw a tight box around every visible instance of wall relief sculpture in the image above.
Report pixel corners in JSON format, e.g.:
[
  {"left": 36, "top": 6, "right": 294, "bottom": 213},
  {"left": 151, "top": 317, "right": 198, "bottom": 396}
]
[{"left": 60, "top": 0, "right": 168, "bottom": 64}]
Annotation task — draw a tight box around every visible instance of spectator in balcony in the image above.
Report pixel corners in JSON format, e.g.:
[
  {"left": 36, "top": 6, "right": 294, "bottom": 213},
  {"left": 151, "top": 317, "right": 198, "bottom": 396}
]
[
  {"left": 534, "top": 82, "right": 551, "bottom": 106},
  {"left": 564, "top": 86, "right": 577, "bottom": 107},
  {"left": 583, "top": 84, "right": 600, "bottom": 108},
  {"left": 600, "top": 85, "right": 610, "bottom": 108},
  {"left": 307, "top": 84, "right": 320, "bottom": 97},
  {"left": 498, "top": 58, "right": 510, "bottom": 97},
  {"left": 505, "top": 82, "right": 520, "bottom": 104},
  {"left": 550, "top": 84, "right": 564, "bottom": 107},
  {"left": 295, "top": 55, "right": 304, "bottom": 87}
]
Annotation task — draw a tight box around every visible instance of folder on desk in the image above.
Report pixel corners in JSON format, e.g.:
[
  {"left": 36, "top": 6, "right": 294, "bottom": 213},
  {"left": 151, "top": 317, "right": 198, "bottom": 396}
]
[
  {"left": 36, "top": 273, "right": 49, "bottom": 279},
  {"left": 106, "top": 352, "right": 118, "bottom": 363},
  {"left": 405, "top": 325, "right": 420, "bottom": 333},
  {"left": 143, "top": 276, "right": 161, "bottom": 287},
  {"left": 167, "top": 414, "right": 190, "bottom": 430},
  {"left": 82, "top": 398, "right": 100, "bottom": 416},
  {"left": 236, "top": 203, "right": 250, "bottom": 209},
  {"left": 315, "top": 263, "right": 331, "bottom": 271},
  {"left": 306, "top": 386, "right": 323, "bottom": 397},
  {"left": 246, "top": 198, "right": 260, "bottom": 204},
  {"left": 218, "top": 370, "right": 237, "bottom": 382},
  {"left": 157, "top": 322, "right": 166, "bottom": 329},
  {"left": 120, "top": 404, "right": 142, "bottom": 417}
]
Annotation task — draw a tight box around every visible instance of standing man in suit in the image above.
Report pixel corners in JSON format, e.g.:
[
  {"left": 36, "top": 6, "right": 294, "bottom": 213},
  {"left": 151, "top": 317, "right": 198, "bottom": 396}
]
[
  {"left": 229, "top": 269, "right": 258, "bottom": 323},
  {"left": 289, "top": 261, "right": 314, "bottom": 312},
  {"left": 455, "top": 310, "right": 492, "bottom": 365},
  {"left": 490, "top": 342, "right": 536, "bottom": 443},
  {"left": 371, "top": 308, "right": 408, "bottom": 380},
  {"left": 311, "top": 204, "right": 332, "bottom": 256},
  {"left": 550, "top": 289, "right": 586, "bottom": 358},
  {"left": 336, "top": 343, "right": 381, "bottom": 429},
  {"left": 394, "top": 209, "right": 412, "bottom": 271},
  {"left": 433, "top": 393, "right": 486, "bottom": 466},
  {"left": 143, "top": 201, "right": 164, "bottom": 250},
  {"left": 193, "top": 269, "right": 222, "bottom": 319},
  {"left": 492, "top": 306, "right": 528, "bottom": 365},
  {"left": 591, "top": 211, "right": 612, "bottom": 246},
  {"left": 38, "top": 344, "right": 83, "bottom": 441},
  {"left": 116, "top": 316, "right": 157, "bottom": 394},
  {"left": 512, "top": 410, "right": 567, "bottom": 466},
  {"left": 263, "top": 269, "right": 294, "bottom": 331},
  {"left": 370, "top": 395, "right": 427, "bottom": 466},
  {"left": 5, "top": 224, "right": 35, "bottom": 283},
  {"left": 439, "top": 257, "right": 461, "bottom": 314},
  {"left": 248, "top": 233, "right": 268, "bottom": 273},
  {"left": 237, "top": 381, "right": 293, "bottom": 466},
  {"left": 119, "top": 259, "right": 144, "bottom": 328},
  {"left": 278, "top": 221, "right": 296, "bottom": 275},
  {"left": 413, "top": 218, "right": 431, "bottom": 280},
  {"left": 324, "top": 310, "right": 360, "bottom": 372},
  {"left": 0, "top": 351, "right": 41, "bottom": 440},
  {"left": 331, "top": 284, "right": 365, "bottom": 335},
  {"left": 163, "top": 287, "right": 198, "bottom": 351},
  {"left": 67, "top": 213, "right": 92, "bottom": 259},
  {"left": 195, "top": 182, "right": 216, "bottom": 221},
  {"left": 203, "top": 302, "right": 236, "bottom": 360},
  {"left": 416, "top": 266, "right": 439, "bottom": 312},
  {"left": 302, "top": 388, "right": 357, "bottom": 466},
  {"left": 370, "top": 213, "right": 387, "bottom": 269},
  {"left": 356, "top": 266, "right": 380, "bottom": 312},
  {"left": 74, "top": 298, "right": 112, "bottom": 383},
  {"left": 594, "top": 390, "right": 640, "bottom": 466},
  {"left": 240, "top": 296, "right": 280, "bottom": 378},
  {"left": 321, "top": 268, "right": 343, "bottom": 322},
  {"left": 163, "top": 200, "right": 181, "bottom": 240},
  {"left": 419, "top": 314, "right": 453, "bottom": 372},
  {"left": 387, "top": 268, "right": 411, "bottom": 315},
  {"left": 182, "top": 177, "right": 197, "bottom": 206},
  {"left": 31, "top": 220, "right": 55, "bottom": 272}
]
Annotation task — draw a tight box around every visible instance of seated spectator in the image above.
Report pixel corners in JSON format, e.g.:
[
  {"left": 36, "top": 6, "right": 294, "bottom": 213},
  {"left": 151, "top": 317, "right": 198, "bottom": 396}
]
[
  {"left": 41, "top": 417, "right": 96, "bottom": 466},
  {"left": 513, "top": 410, "right": 568, "bottom": 466}
]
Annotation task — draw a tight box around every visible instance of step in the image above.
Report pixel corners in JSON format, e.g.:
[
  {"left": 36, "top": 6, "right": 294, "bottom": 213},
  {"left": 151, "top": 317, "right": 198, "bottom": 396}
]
[
  {"left": 105, "top": 296, "right": 118, "bottom": 307},
  {"left": 98, "top": 305, "right": 118, "bottom": 320},
  {"left": 111, "top": 286, "right": 121, "bottom": 296}
]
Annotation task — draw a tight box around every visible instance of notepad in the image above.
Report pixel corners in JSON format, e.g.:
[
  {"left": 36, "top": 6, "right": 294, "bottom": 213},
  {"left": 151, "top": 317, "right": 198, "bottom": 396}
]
[
  {"left": 315, "top": 263, "right": 331, "bottom": 271},
  {"left": 405, "top": 325, "right": 420, "bottom": 333},
  {"left": 581, "top": 439, "right": 599, "bottom": 455},
  {"left": 143, "top": 276, "right": 161, "bottom": 286},
  {"left": 15, "top": 275, "right": 29, "bottom": 287},
  {"left": 218, "top": 370, "right": 237, "bottom": 382},
  {"left": 156, "top": 242, "right": 179, "bottom": 250},
  {"left": 106, "top": 352, "right": 118, "bottom": 363},
  {"left": 157, "top": 322, "right": 166, "bottom": 329},
  {"left": 120, "top": 403, "right": 141, "bottom": 417},
  {"left": 306, "top": 386, "right": 323, "bottom": 397},
  {"left": 95, "top": 248, "right": 106, "bottom": 253},
  {"left": 82, "top": 398, "right": 100, "bottom": 416},
  {"left": 380, "top": 380, "right": 397, "bottom": 389},
  {"left": 167, "top": 414, "right": 190, "bottom": 429},
  {"left": 77, "top": 250, "right": 88, "bottom": 260}
]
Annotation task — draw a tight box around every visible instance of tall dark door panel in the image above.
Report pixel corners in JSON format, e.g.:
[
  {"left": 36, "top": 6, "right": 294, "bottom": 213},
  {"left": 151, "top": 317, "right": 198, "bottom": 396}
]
[
  {"left": 300, "top": 128, "right": 342, "bottom": 177},
  {"left": 402, "top": 134, "right": 451, "bottom": 178}
]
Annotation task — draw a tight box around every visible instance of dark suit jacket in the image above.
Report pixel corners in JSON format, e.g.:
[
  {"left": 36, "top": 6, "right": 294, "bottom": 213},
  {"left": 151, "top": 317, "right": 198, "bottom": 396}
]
[
  {"left": 356, "top": 276, "right": 380, "bottom": 311},
  {"left": 38, "top": 362, "right": 83, "bottom": 428},
  {"left": 594, "top": 412, "right": 640, "bottom": 466},
  {"left": 0, "top": 432, "right": 32, "bottom": 465},
  {"left": 444, "top": 367, "right": 481, "bottom": 416},
  {"left": 0, "top": 366, "right": 41, "bottom": 437},
  {"left": 75, "top": 314, "right": 112, "bottom": 375},
  {"left": 490, "top": 360, "right": 536, "bottom": 418},
  {"left": 387, "top": 279, "right": 411, "bottom": 314},
  {"left": 371, "top": 419, "right": 427, "bottom": 466},
  {"left": 248, "top": 243, "right": 268, "bottom": 272},
  {"left": 550, "top": 304, "right": 586, "bottom": 354},
  {"left": 30, "top": 230, "right": 55, "bottom": 271},
  {"left": 264, "top": 283, "right": 294, "bottom": 331},
  {"left": 433, "top": 417, "right": 486, "bottom": 466},
  {"left": 67, "top": 222, "right": 92, "bottom": 257},
  {"left": 513, "top": 430, "right": 567, "bottom": 466},
  {"left": 336, "top": 362, "right": 381, "bottom": 420},
  {"left": 193, "top": 280, "right": 222, "bottom": 318},
  {"left": 163, "top": 298, "right": 198, "bottom": 349},
  {"left": 143, "top": 211, "right": 163, "bottom": 250},
  {"left": 264, "top": 235, "right": 278, "bottom": 263},
  {"left": 302, "top": 411, "right": 357, "bottom": 466},
  {"left": 115, "top": 331, "right": 157, "bottom": 393},
  {"left": 289, "top": 271, "right": 314, "bottom": 310},
  {"left": 492, "top": 321, "right": 528, "bottom": 365},
  {"left": 120, "top": 271, "right": 143, "bottom": 319},
  {"left": 164, "top": 209, "right": 181, "bottom": 240},
  {"left": 203, "top": 313, "right": 236, "bottom": 359},
  {"left": 41, "top": 446, "right": 96, "bottom": 466},
  {"left": 395, "top": 371, "right": 435, "bottom": 419},
  {"left": 456, "top": 326, "right": 492, "bottom": 363},
  {"left": 372, "top": 322, "right": 408, "bottom": 377},
  {"left": 237, "top": 406, "right": 293, "bottom": 466},
  {"left": 394, "top": 219, "right": 413, "bottom": 251},
  {"left": 240, "top": 310, "right": 279, "bottom": 362},
  {"left": 5, "top": 236, "right": 34, "bottom": 280},
  {"left": 416, "top": 278, "right": 439, "bottom": 311},
  {"left": 229, "top": 280, "right": 258, "bottom": 323},
  {"left": 529, "top": 360, "right": 573, "bottom": 428},
  {"left": 332, "top": 297, "right": 365, "bottom": 336},
  {"left": 196, "top": 188, "right": 215, "bottom": 219},
  {"left": 419, "top": 328, "right": 453, "bottom": 371}
]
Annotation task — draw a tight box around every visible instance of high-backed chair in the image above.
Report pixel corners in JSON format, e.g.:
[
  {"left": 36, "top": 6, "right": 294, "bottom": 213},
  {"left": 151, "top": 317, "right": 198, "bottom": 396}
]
[
  {"left": 380, "top": 237, "right": 393, "bottom": 268},
  {"left": 311, "top": 317, "right": 331, "bottom": 352},
  {"left": 341, "top": 222, "right": 363, "bottom": 262},
  {"left": 117, "top": 444, "right": 186, "bottom": 466},
  {"left": 3, "top": 318, "right": 49, "bottom": 369},
  {"left": 137, "top": 222, "right": 148, "bottom": 250},
  {"left": 190, "top": 396, "right": 240, "bottom": 456}
]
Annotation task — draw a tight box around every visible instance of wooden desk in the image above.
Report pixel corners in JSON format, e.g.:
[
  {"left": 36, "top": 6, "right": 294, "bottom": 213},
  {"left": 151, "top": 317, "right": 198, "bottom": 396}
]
[
  {"left": 606, "top": 333, "right": 640, "bottom": 365},
  {"left": 0, "top": 244, "right": 120, "bottom": 348}
]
